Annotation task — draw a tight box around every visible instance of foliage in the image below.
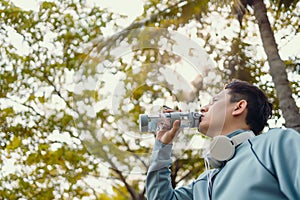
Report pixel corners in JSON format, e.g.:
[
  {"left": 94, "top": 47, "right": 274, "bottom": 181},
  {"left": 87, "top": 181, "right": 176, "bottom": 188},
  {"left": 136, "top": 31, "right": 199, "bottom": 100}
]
[
  {"left": 0, "top": 0, "right": 299, "bottom": 199},
  {"left": 0, "top": 0, "right": 119, "bottom": 198}
]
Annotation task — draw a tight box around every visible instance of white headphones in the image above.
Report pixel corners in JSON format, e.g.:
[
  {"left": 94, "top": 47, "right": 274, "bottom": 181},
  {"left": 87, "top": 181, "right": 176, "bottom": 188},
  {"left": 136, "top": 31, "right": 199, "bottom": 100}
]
[{"left": 203, "top": 131, "right": 255, "bottom": 168}]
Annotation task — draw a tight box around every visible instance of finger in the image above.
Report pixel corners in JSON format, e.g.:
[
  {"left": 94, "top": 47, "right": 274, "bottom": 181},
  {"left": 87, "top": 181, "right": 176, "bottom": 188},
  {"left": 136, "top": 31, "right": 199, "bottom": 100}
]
[
  {"left": 163, "top": 109, "right": 174, "bottom": 113},
  {"left": 161, "top": 120, "right": 180, "bottom": 144},
  {"left": 168, "top": 120, "right": 181, "bottom": 137}
]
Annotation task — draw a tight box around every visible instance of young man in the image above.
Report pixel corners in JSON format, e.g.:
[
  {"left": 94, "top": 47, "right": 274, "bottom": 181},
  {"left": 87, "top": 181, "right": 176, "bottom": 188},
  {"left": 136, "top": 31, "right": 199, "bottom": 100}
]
[{"left": 146, "top": 80, "right": 300, "bottom": 200}]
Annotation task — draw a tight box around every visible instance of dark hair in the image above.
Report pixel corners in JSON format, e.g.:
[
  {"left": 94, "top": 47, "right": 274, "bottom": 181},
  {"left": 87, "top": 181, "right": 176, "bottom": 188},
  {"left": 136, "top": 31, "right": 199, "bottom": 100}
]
[{"left": 225, "top": 80, "right": 273, "bottom": 135}]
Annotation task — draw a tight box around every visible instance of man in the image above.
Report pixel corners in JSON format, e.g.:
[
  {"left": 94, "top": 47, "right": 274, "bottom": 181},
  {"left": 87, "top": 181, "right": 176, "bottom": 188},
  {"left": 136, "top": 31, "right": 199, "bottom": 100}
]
[{"left": 146, "top": 80, "right": 300, "bottom": 200}]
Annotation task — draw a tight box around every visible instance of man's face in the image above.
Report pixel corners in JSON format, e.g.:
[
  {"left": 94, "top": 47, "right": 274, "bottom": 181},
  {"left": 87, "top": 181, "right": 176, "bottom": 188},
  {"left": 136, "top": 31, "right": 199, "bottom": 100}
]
[{"left": 199, "top": 89, "right": 236, "bottom": 137}]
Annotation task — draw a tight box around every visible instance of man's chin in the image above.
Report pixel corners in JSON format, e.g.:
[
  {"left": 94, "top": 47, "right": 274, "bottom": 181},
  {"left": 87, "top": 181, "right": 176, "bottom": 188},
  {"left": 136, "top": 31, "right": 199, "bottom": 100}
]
[{"left": 198, "top": 126, "right": 207, "bottom": 135}]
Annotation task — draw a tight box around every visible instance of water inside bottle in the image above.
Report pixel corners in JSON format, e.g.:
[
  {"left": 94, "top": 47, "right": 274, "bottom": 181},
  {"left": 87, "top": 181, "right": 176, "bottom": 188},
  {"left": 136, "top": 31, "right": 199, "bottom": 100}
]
[{"left": 180, "top": 115, "right": 190, "bottom": 128}]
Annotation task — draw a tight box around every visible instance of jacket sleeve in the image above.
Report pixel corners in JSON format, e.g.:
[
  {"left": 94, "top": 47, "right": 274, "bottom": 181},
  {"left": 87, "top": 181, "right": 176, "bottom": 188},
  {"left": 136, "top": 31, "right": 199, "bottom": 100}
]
[
  {"left": 146, "top": 140, "right": 194, "bottom": 200},
  {"left": 270, "top": 128, "right": 300, "bottom": 199}
]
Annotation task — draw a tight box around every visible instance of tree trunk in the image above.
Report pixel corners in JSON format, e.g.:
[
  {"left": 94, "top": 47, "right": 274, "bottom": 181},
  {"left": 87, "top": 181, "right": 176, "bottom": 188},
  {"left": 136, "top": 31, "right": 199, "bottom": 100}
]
[{"left": 252, "top": 0, "right": 300, "bottom": 133}]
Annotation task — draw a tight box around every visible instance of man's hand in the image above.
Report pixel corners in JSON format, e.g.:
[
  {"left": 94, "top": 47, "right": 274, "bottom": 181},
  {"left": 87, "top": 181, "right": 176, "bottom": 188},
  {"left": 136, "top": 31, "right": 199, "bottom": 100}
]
[
  {"left": 155, "top": 108, "right": 181, "bottom": 144},
  {"left": 156, "top": 120, "right": 180, "bottom": 144}
]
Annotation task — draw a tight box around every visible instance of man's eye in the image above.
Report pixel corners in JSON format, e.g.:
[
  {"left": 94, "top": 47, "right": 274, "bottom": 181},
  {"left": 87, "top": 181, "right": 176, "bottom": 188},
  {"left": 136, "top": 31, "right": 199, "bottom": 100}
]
[{"left": 210, "top": 98, "right": 217, "bottom": 104}]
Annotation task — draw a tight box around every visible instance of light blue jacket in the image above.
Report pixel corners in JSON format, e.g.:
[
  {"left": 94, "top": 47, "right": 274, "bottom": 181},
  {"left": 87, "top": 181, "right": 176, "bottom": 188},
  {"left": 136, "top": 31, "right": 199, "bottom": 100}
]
[{"left": 146, "top": 128, "right": 300, "bottom": 200}]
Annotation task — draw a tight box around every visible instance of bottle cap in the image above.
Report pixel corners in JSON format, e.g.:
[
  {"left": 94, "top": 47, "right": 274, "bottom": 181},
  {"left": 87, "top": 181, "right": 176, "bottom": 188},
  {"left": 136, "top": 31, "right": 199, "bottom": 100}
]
[{"left": 139, "top": 114, "right": 149, "bottom": 132}]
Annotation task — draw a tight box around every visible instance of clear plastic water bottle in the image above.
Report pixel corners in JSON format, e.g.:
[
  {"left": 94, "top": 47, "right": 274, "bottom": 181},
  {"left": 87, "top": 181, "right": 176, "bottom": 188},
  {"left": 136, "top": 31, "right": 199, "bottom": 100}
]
[{"left": 139, "top": 112, "right": 202, "bottom": 132}]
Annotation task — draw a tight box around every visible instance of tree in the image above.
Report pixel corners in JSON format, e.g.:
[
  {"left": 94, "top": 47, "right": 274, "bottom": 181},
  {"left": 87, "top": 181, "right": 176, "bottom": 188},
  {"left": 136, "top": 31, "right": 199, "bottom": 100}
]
[
  {"left": 234, "top": 0, "right": 300, "bottom": 132},
  {"left": 0, "top": 0, "right": 120, "bottom": 198},
  {"left": 84, "top": 0, "right": 300, "bottom": 198},
  {"left": 0, "top": 0, "right": 299, "bottom": 199}
]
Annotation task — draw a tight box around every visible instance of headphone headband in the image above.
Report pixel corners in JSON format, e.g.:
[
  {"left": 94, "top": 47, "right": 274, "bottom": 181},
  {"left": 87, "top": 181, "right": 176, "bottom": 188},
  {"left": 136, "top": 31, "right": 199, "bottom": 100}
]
[{"left": 231, "top": 131, "right": 255, "bottom": 146}]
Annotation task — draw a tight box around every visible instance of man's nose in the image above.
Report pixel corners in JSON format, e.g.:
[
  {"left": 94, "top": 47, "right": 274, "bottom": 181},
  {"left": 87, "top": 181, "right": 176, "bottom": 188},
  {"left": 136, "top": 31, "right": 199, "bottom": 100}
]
[{"left": 200, "top": 105, "right": 208, "bottom": 113}]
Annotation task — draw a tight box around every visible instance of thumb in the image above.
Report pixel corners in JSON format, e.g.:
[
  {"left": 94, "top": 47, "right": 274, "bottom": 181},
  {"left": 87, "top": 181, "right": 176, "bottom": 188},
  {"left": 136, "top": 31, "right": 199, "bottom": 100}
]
[{"left": 169, "top": 120, "right": 181, "bottom": 138}]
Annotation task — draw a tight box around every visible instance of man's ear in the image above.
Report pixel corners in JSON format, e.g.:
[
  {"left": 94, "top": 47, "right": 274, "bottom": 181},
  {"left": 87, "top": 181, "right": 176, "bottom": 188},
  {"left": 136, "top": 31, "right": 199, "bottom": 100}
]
[{"left": 232, "top": 100, "right": 247, "bottom": 116}]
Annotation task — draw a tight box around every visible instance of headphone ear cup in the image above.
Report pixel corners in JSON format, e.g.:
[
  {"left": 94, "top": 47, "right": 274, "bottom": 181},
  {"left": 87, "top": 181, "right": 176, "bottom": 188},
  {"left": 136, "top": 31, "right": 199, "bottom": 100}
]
[
  {"left": 205, "top": 131, "right": 255, "bottom": 168},
  {"left": 208, "top": 135, "right": 235, "bottom": 161}
]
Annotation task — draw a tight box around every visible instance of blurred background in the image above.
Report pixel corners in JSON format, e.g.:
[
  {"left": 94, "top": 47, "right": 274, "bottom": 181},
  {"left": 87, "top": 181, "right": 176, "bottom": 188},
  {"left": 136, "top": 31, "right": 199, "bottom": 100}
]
[{"left": 0, "top": 0, "right": 299, "bottom": 199}]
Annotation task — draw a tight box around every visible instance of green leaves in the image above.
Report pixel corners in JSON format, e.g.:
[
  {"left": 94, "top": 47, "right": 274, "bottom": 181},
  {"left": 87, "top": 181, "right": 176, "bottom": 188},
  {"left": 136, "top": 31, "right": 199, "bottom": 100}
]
[
  {"left": 0, "top": 0, "right": 299, "bottom": 199},
  {"left": 0, "top": 0, "right": 112, "bottom": 198},
  {"left": 6, "top": 136, "right": 21, "bottom": 151}
]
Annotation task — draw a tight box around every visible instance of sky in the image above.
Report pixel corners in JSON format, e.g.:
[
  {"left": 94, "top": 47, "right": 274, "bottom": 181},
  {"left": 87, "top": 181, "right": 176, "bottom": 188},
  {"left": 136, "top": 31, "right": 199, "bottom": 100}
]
[
  {"left": 9, "top": 0, "right": 300, "bottom": 59},
  {"left": 10, "top": 0, "right": 144, "bottom": 21}
]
